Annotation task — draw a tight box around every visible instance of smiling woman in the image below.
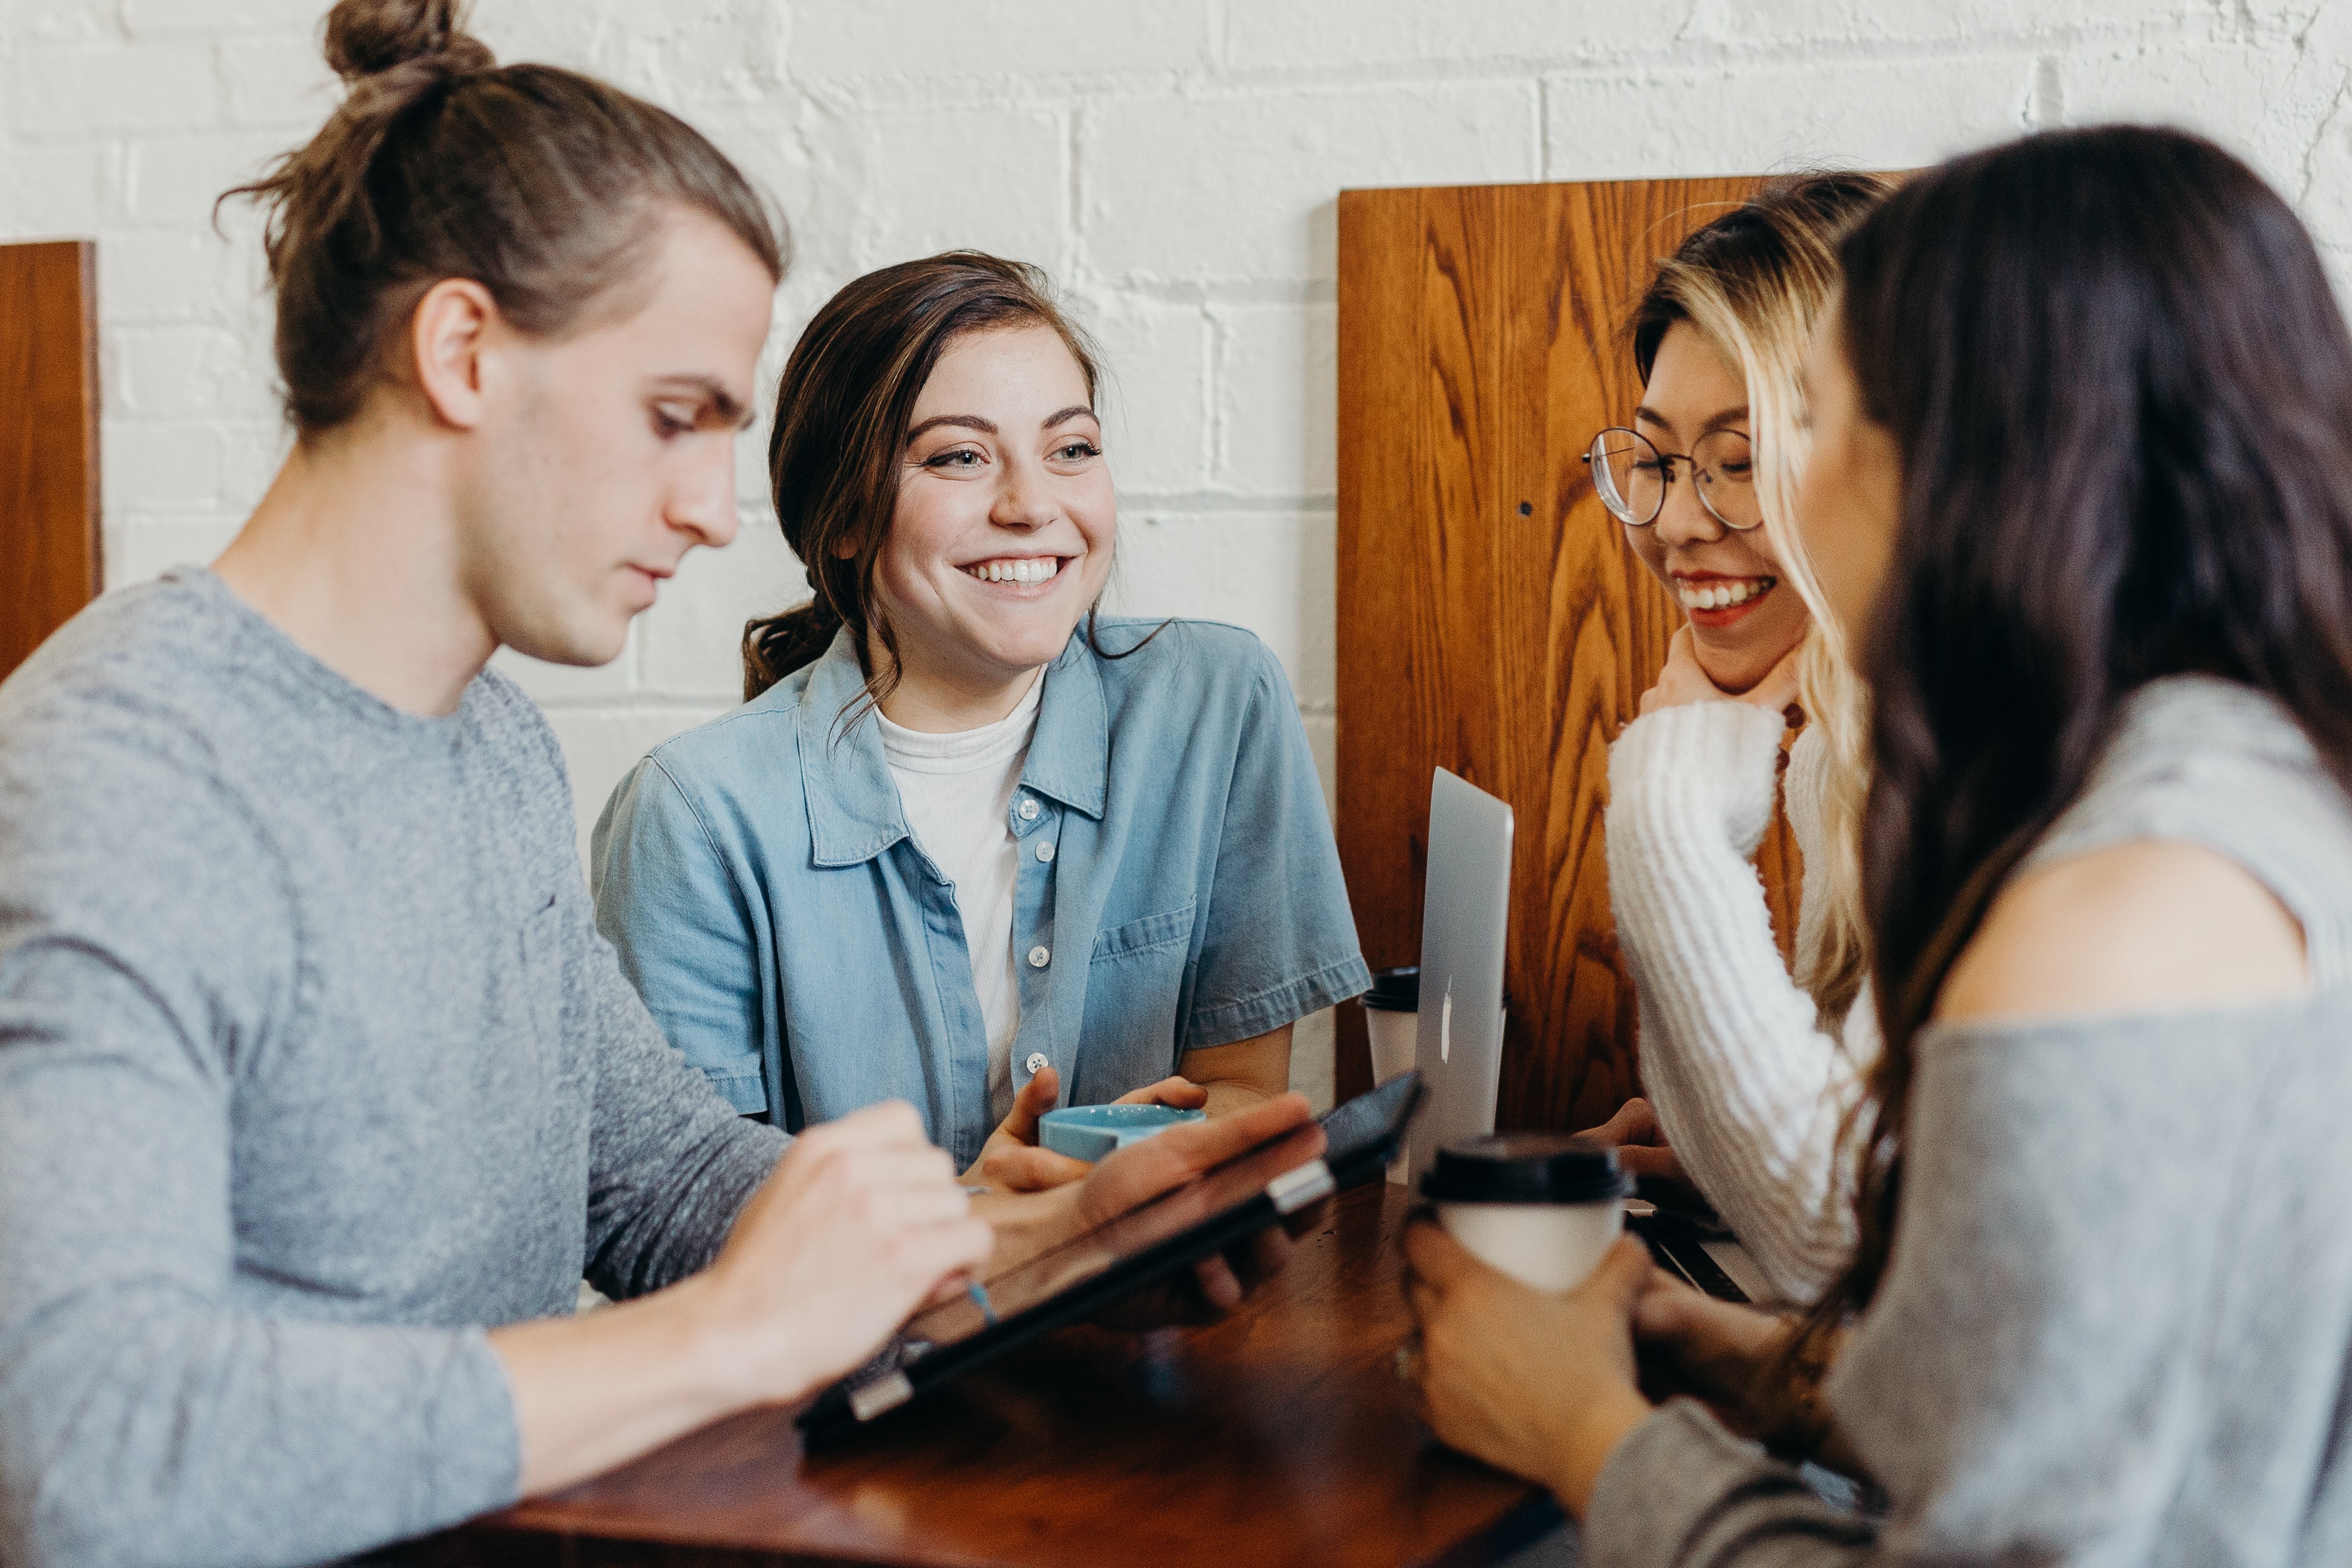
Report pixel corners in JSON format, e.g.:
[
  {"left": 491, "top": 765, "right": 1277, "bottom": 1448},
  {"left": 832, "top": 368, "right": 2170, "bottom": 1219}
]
[
  {"left": 590, "top": 252, "right": 1372, "bottom": 1182},
  {"left": 1589, "top": 174, "right": 1892, "bottom": 1305}
]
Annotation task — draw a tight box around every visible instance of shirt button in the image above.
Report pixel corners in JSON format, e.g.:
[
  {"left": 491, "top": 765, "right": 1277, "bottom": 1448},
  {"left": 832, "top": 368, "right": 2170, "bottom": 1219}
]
[
  {"left": 1024, "top": 1051, "right": 1049, "bottom": 1075},
  {"left": 1027, "top": 945, "right": 1051, "bottom": 968},
  {"left": 1017, "top": 798, "right": 1040, "bottom": 821},
  {"left": 1035, "top": 840, "right": 1055, "bottom": 863}
]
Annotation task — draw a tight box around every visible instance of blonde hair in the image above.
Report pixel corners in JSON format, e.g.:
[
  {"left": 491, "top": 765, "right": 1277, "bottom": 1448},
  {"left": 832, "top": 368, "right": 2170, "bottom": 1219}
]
[{"left": 1631, "top": 173, "right": 1890, "bottom": 1027}]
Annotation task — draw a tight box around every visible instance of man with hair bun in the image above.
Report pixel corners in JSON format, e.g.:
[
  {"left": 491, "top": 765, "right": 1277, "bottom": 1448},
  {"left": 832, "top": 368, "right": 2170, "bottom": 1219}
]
[{"left": 0, "top": 4, "right": 1315, "bottom": 1563}]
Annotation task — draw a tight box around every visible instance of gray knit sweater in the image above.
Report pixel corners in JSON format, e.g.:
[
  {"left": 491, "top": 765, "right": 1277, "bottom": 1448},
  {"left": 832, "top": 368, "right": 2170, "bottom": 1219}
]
[
  {"left": 0, "top": 570, "right": 787, "bottom": 1567},
  {"left": 1587, "top": 676, "right": 2352, "bottom": 1566}
]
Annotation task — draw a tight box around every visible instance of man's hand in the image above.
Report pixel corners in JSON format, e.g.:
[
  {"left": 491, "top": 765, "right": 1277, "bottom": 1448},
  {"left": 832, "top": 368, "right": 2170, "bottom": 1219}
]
[
  {"left": 966, "top": 1066, "right": 1211, "bottom": 1193},
  {"left": 694, "top": 1101, "right": 994, "bottom": 1405},
  {"left": 493, "top": 1100, "right": 990, "bottom": 1497}
]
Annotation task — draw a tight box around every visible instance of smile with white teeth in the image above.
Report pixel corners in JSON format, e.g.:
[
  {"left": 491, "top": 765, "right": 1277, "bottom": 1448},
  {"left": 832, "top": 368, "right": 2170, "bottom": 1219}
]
[
  {"left": 1676, "top": 574, "right": 1776, "bottom": 611},
  {"left": 964, "top": 557, "right": 1062, "bottom": 585}
]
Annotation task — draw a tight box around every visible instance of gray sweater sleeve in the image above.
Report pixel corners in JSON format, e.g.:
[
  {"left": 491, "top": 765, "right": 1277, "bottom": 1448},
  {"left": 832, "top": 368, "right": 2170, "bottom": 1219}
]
[
  {"left": 0, "top": 744, "right": 519, "bottom": 1568},
  {"left": 1582, "top": 1004, "right": 2312, "bottom": 1567},
  {"left": 569, "top": 877, "right": 787, "bottom": 1300}
]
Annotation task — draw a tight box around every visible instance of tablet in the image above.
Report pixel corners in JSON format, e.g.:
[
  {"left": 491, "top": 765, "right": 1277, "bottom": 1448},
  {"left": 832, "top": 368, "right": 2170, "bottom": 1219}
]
[{"left": 797, "top": 1071, "right": 1426, "bottom": 1447}]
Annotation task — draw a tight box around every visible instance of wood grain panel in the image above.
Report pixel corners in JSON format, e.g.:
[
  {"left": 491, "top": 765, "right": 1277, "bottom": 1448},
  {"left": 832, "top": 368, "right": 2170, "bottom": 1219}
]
[
  {"left": 1336, "top": 178, "right": 1802, "bottom": 1131},
  {"left": 0, "top": 240, "right": 101, "bottom": 681}
]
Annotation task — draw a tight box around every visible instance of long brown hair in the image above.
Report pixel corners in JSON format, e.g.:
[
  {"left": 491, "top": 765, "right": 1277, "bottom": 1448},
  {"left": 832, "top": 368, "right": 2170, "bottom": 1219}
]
[
  {"left": 223, "top": 0, "right": 784, "bottom": 437},
  {"left": 1805, "top": 128, "right": 2352, "bottom": 1357},
  {"left": 742, "top": 251, "right": 1103, "bottom": 706}
]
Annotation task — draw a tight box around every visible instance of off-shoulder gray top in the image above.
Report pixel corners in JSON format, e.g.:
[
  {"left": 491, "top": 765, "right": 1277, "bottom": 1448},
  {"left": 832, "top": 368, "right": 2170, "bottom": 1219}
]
[{"left": 1584, "top": 675, "right": 2352, "bottom": 1566}]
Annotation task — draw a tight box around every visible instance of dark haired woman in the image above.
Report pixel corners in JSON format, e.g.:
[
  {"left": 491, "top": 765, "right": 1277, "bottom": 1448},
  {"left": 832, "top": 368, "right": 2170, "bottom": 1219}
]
[
  {"left": 1405, "top": 125, "right": 2352, "bottom": 1562},
  {"left": 593, "top": 252, "right": 1369, "bottom": 1183}
]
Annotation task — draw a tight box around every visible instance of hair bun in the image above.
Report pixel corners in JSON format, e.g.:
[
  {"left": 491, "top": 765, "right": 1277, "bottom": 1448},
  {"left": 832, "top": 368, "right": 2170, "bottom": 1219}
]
[{"left": 324, "top": 0, "right": 494, "bottom": 81}]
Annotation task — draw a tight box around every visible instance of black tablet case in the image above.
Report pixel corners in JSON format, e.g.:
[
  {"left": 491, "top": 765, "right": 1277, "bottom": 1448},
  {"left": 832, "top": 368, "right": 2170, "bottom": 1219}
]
[{"left": 798, "top": 1071, "right": 1426, "bottom": 1447}]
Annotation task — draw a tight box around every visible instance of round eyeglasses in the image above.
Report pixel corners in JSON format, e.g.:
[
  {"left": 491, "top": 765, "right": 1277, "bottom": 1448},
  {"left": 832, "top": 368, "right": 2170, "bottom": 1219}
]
[{"left": 1583, "top": 427, "right": 1761, "bottom": 531}]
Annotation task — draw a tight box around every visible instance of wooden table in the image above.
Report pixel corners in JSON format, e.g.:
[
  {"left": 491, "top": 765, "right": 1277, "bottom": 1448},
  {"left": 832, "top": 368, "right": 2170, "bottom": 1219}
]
[{"left": 412, "top": 1182, "right": 1561, "bottom": 1567}]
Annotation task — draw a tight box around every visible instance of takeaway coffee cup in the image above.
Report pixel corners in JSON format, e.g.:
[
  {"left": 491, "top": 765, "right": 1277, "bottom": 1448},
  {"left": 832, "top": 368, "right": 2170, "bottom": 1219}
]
[
  {"left": 1360, "top": 967, "right": 1511, "bottom": 1085},
  {"left": 1419, "top": 1133, "right": 1632, "bottom": 1293},
  {"left": 1361, "top": 966, "right": 1422, "bottom": 1086}
]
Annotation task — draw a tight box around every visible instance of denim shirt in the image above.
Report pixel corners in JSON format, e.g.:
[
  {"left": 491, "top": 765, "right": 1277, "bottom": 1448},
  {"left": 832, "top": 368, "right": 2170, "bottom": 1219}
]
[{"left": 590, "top": 618, "right": 1370, "bottom": 1170}]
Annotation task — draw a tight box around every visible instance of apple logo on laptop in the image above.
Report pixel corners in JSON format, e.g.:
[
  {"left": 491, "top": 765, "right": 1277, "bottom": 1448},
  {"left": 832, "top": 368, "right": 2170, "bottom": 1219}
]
[{"left": 1439, "top": 978, "right": 1453, "bottom": 1063}]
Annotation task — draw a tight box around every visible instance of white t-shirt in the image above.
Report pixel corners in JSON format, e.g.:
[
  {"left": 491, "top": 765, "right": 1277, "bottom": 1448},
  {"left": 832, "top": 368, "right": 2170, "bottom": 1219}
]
[{"left": 876, "top": 674, "right": 1044, "bottom": 1125}]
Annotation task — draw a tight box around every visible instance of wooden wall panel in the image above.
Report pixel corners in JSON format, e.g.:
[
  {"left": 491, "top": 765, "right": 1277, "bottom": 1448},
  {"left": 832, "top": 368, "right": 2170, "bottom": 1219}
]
[
  {"left": 1335, "top": 178, "right": 1802, "bottom": 1133},
  {"left": 1, "top": 239, "right": 102, "bottom": 682}
]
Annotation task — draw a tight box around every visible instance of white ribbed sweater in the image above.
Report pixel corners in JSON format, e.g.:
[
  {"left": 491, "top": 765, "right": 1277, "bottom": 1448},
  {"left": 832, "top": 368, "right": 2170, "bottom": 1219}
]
[{"left": 1604, "top": 702, "right": 1877, "bottom": 1304}]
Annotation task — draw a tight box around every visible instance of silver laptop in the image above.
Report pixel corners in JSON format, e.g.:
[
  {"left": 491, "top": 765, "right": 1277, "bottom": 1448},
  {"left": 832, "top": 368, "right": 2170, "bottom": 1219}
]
[{"left": 1403, "top": 767, "right": 1515, "bottom": 1184}]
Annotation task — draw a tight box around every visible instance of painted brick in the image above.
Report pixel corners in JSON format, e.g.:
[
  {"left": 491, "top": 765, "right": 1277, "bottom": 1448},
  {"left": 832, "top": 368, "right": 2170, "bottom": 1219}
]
[
  {"left": 812, "top": 99, "right": 1070, "bottom": 272},
  {"left": 1225, "top": 0, "right": 1695, "bottom": 71},
  {"left": 1212, "top": 301, "right": 1335, "bottom": 498},
  {"left": 789, "top": 3, "right": 1212, "bottom": 85},
  {"left": 97, "top": 229, "right": 268, "bottom": 325},
  {"left": 218, "top": 29, "right": 335, "bottom": 128},
  {"left": 217, "top": 417, "right": 291, "bottom": 514},
  {"left": 1300, "top": 713, "right": 1337, "bottom": 818},
  {"left": 125, "top": 128, "right": 288, "bottom": 228},
  {"left": 1106, "top": 510, "right": 1335, "bottom": 708},
  {"left": 99, "top": 420, "right": 228, "bottom": 514},
  {"left": 9, "top": 42, "right": 222, "bottom": 137},
  {"left": 122, "top": 0, "right": 328, "bottom": 34},
  {"left": 495, "top": 624, "right": 650, "bottom": 707},
  {"left": 2053, "top": 42, "right": 2316, "bottom": 193},
  {"left": 1684, "top": 0, "right": 2200, "bottom": 47},
  {"left": 1291, "top": 1007, "right": 1335, "bottom": 1116},
  {"left": 108, "top": 323, "right": 274, "bottom": 420},
  {"left": 1082, "top": 82, "right": 1538, "bottom": 285},
  {"left": 490, "top": 1, "right": 790, "bottom": 109},
  {"left": 9, "top": 0, "right": 126, "bottom": 49},
  {"left": 546, "top": 705, "right": 729, "bottom": 866},
  {"left": 109, "top": 515, "right": 242, "bottom": 585},
  {"left": 1081, "top": 297, "right": 1212, "bottom": 495},
  {"left": 1545, "top": 53, "right": 2036, "bottom": 177},
  {"left": 0, "top": 139, "right": 127, "bottom": 234},
  {"left": 634, "top": 514, "right": 804, "bottom": 698}
]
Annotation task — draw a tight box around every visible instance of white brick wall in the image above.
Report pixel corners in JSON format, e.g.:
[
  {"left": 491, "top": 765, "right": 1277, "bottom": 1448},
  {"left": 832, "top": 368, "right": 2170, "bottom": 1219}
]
[{"left": 9, "top": 0, "right": 2352, "bottom": 1108}]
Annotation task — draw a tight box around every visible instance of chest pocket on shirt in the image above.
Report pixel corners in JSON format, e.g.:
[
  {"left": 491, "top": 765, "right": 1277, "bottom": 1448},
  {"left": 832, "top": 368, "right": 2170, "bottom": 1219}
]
[
  {"left": 1086, "top": 900, "right": 1198, "bottom": 1071},
  {"left": 512, "top": 890, "right": 567, "bottom": 1074}
]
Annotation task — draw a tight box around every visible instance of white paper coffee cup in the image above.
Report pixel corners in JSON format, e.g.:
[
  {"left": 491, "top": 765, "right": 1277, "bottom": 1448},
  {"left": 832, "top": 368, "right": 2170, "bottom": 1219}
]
[
  {"left": 1361, "top": 967, "right": 1421, "bottom": 1085},
  {"left": 1420, "top": 1134, "right": 1631, "bottom": 1294}
]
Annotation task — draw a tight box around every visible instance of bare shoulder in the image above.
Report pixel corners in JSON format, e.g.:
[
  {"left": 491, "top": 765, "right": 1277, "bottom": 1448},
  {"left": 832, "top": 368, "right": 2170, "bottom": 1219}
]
[{"left": 1935, "top": 840, "right": 2308, "bottom": 1025}]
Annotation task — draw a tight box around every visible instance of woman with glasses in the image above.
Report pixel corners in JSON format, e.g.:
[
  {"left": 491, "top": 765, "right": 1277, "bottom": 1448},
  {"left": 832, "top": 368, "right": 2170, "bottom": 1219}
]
[
  {"left": 1408, "top": 124, "right": 2352, "bottom": 1565},
  {"left": 1588, "top": 174, "right": 1888, "bottom": 1304}
]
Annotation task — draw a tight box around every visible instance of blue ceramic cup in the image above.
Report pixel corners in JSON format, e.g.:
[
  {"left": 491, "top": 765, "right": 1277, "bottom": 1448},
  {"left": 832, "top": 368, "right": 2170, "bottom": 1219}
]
[{"left": 1037, "top": 1103, "right": 1207, "bottom": 1163}]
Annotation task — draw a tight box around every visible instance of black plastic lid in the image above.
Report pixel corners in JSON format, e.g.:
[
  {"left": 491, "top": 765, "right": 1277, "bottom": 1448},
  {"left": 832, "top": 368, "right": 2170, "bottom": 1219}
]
[
  {"left": 1418, "top": 1133, "right": 1630, "bottom": 1204},
  {"left": 1362, "top": 966, "right": 1419, "bottom": 1011}
]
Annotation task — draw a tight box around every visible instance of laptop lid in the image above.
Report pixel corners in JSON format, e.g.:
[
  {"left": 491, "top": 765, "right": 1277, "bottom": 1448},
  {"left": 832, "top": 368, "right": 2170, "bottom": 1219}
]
[{"left": 1404, "top": 767, "right": 1514, "bottom": 1184}]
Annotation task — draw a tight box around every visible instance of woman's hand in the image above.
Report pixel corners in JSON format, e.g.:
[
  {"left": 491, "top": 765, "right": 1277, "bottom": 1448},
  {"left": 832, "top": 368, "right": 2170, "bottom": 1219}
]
[
  {"left": 1640, "top": 626, "right": 1804, "bottom": 720},
  {"left": 1403, "top": 1224, "right": 1657, "bottom": 1517},
  {"left": 1634, "top": 1273, "right": 1855, "bottom": 1470},
  {"left": 965, "top": 1066, "right": 1210, "bottom": 1193},
  {"left": 973, "top": 1091, "right": 1325, "bottom": 1326},
  {"left": 1576, "top": 1096, "right": 1684, "bottom": 1185}
]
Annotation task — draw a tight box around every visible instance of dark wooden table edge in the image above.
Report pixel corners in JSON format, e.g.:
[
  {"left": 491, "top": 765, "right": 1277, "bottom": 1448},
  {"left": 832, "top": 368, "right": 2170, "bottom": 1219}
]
[{"left": 402, "top": 1491, "right": 1566, "bottom": 1568}]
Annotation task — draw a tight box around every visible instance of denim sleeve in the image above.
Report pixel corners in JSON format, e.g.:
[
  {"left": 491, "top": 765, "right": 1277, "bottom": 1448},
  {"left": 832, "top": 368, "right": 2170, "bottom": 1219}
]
[
  {"left": 1182, "top": 648, "right": 1372, "bottom": 1047},
  {"left": 590, "top": 757, "right": 769, "bottom": 1116}
]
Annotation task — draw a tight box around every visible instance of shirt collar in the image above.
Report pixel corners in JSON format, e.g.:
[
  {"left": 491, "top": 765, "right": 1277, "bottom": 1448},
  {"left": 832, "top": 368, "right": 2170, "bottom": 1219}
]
[{"left": 796, "top": 625, "right": 1109, "bottom": 868}]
